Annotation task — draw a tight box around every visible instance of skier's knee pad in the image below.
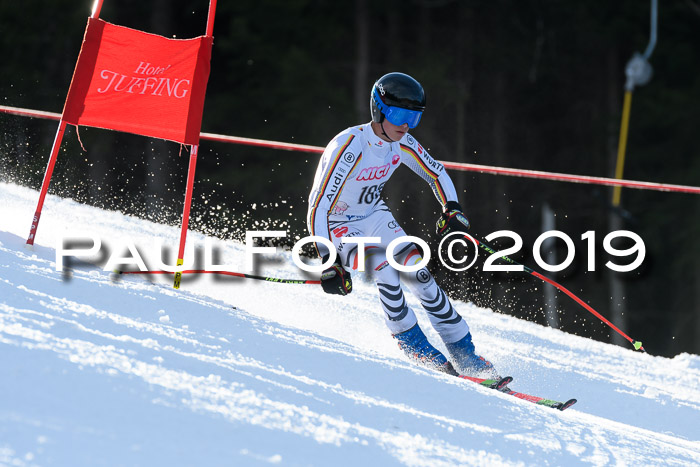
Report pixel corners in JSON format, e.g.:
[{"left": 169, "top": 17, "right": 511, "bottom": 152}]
[{"left": 392, "top": 244, "right": 424, "bottom": 268}]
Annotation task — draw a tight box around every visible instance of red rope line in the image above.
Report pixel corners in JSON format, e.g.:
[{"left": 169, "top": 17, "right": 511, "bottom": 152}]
[{"left": 2, "top": 104, "right": 698, "bottom": 195}]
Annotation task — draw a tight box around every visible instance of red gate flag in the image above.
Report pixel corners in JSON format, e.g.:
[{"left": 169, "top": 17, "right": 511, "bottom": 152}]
[{"left": 62, "top": 18, "right": 213, "bottom": 145}]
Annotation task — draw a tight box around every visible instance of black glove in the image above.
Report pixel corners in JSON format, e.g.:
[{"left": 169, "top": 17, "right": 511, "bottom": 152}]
[
  {"left": 436, "top": 201, "right": 470, "bottom": 237},
  {"left": 320, "top": 255, "right": 352, "bottom": 296}
]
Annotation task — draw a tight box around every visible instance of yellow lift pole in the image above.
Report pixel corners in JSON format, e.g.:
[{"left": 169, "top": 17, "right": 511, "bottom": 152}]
[
  {"left": 613, "top": 90, "right": 634, "bottom": 206},
  {"left": 612, "top": 0, "right": 657, "bottom": 207}
]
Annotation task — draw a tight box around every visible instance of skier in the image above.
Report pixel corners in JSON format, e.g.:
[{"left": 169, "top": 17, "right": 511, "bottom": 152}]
[{"left": 307, "top": 72, "right": 498, "bottom": 378}]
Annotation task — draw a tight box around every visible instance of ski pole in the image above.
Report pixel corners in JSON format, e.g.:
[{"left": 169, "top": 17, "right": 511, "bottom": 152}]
[
  {"left": 117, "top": 269, "right": 320, "bottom": 285},
  {"left": 468, "top": 235, "right": 645, "bottom": 352}
]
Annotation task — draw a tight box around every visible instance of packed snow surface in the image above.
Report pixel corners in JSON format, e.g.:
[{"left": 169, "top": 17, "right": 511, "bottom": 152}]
[{"left": 1, "top": 182, "right": 699, "bottom": 466}]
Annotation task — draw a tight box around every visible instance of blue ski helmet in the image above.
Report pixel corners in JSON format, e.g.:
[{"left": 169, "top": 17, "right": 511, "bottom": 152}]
[{"left": 370, "top": 72, "right": 426, "bottom": 128}]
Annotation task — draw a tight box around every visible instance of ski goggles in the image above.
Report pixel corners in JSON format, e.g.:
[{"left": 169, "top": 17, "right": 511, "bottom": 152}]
[{"left": 373, "top": 88, "right": 423, "bottom": 128}]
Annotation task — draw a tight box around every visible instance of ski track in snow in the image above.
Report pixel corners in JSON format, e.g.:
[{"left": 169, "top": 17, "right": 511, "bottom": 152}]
[{"left": 1, "top": 182, "right": 699, "bottom": 466}]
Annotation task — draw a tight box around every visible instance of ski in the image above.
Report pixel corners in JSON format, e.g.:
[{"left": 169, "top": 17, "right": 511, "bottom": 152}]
[
  {"left": 454, "top": 371, "right": 577, "bottom": 411},
  {"left": 501, "top": 389, "right": 577, "bottom": 411},
  {"left": 458, "top": 374, "right": 514, "bottom": 391},
  {"left": 440, "top": 362, "right": 512, "bottom": 390}
]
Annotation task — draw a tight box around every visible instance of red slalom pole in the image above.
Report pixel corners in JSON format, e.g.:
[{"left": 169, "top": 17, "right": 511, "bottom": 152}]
[
  {"left": 91, "top": 0, "right": 104, "bottom": 18},
  {"left": 470, "top": 235, "right": 645, "bottom": 352},
  {"left": 173, "top": 145, "right": 199, "bottom": 289},
  {"left": 26, "top": 121, "right": 67, "bottom": 246},
  {"left": 26, "top": 0, "right": 103, "bottom": 246},
  {"left": 205, "top": 0, "right": 217, "bottom": 37}
]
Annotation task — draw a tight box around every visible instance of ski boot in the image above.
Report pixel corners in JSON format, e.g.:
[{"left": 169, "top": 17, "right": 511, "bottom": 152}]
[
  {"left": 393, "top": 324, "right": 458, "bottom": 376},
  {"left": 445, "top": 332, "right": 499, "bottom": 380}
]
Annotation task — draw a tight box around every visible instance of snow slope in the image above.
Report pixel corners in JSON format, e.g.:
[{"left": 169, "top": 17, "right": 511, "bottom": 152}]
[{"left": 1, "top": 182, "right": 699, "bottom": 466}]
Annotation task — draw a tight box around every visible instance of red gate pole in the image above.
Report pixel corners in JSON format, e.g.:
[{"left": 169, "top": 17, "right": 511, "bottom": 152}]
[
  {"left": 173, "top": 0, "right": 216, "bottom": 287},
  {"left": 91, "top": 0, "right": 104, "bottom": 18},
  {"left": 26, "top": 121, "right": 67, "bottom": 246},
  {"left": 26, "top": 2, "right": 104, "bottom": 247},
  {"left": 206, "top": 0, "right": 217, "bottom": 36},
  {"left": 173, "top": 144, "right": 199, "bottom": 289}
]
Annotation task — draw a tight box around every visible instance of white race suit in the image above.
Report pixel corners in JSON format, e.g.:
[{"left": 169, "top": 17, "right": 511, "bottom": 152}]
[{"left": 307, "top": 122, "right": 470, "bottom": 344}]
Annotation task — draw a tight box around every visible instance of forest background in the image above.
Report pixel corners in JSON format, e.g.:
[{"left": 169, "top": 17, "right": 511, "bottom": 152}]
[{"left": 1, "top": 0, "right": 698, "bottom": 357}]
